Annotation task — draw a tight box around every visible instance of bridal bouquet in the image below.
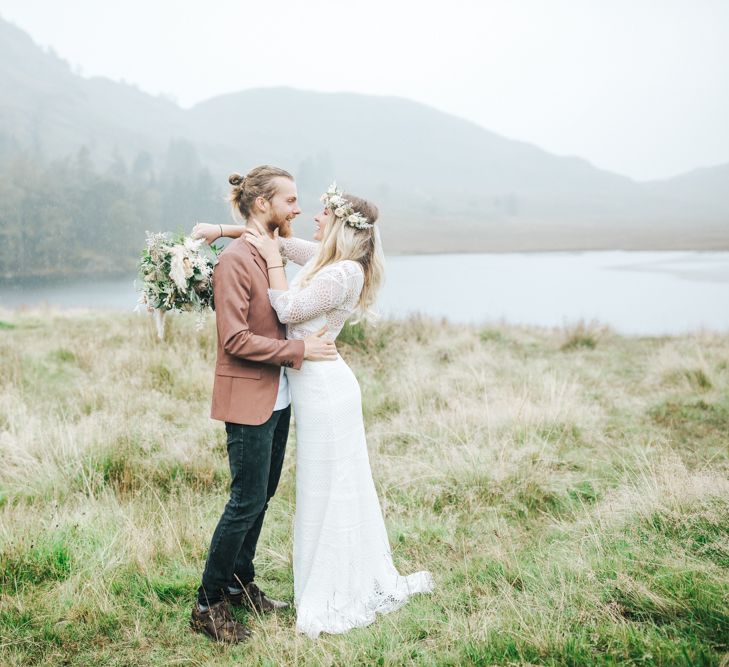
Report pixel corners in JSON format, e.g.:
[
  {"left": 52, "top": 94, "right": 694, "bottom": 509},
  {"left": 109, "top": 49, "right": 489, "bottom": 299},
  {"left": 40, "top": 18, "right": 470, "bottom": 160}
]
[{"left": 137, "top": 231, "right": 220, "bottom": 338}]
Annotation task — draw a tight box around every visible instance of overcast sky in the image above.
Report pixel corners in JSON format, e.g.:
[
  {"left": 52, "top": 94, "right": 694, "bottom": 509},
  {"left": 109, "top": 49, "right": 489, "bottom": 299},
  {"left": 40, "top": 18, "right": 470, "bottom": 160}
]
[{"left": 2, "top": 0, "right": 728, "bottom": 181}]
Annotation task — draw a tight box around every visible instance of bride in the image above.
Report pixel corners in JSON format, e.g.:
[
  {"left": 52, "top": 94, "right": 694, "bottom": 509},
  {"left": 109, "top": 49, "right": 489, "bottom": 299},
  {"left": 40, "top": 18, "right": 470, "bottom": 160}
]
[{"left": 193, "top": 183, "right": 433, "bottom": 638}]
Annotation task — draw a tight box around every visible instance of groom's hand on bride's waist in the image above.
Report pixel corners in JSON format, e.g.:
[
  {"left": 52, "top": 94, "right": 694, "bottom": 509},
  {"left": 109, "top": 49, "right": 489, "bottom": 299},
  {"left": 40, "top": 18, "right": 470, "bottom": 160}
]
[{"left": 303, "top": 327, "right": 338, "bottom": 361}]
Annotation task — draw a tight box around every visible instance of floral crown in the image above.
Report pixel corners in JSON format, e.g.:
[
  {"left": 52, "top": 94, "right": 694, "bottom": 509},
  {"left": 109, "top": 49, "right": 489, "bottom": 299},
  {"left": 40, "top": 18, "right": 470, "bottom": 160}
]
[{"left": 320, "top": 182, "right": 373, "bottom": 230}]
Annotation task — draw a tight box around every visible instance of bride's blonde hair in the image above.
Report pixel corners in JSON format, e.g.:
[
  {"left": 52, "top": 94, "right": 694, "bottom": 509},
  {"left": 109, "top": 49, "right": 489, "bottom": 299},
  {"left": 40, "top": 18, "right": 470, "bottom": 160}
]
[{"left": 299, "top": 194, "right": 384, "bottom": 322}]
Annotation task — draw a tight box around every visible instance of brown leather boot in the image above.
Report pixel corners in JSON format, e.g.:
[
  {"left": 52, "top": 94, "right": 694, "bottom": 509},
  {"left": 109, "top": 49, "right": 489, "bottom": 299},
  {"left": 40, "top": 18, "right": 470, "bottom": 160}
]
[
  {"left": 226, "top": 582, "right": 289, "bottom": 613},
  {"left": 190, "top": 600, "right": 251, "bottom": 643}
]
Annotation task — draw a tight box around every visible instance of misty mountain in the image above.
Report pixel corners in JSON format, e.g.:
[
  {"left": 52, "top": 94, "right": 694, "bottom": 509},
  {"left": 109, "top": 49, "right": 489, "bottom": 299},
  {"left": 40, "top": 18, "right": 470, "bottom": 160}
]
[
  {"left": 186, "top": 88, "right": 636, "bottom": 197},
  {"left": 0, "top": 16, "right": 726, "bottom": 254},
  {"left": 643, "top": 163, "right": 729, "bottom": 212},
  {"left": 0, "top": 18, "right": 189, "bottom": 162}
]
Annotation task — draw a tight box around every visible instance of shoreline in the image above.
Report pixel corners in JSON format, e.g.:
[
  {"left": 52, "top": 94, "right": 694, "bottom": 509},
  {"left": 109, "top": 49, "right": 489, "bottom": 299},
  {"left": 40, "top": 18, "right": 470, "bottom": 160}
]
[
  {"left": 2, "top": 247, "right": 729, "bottom": 286},
  {"left": 1, "top": 308, "right": 727, "bottom": 339}
]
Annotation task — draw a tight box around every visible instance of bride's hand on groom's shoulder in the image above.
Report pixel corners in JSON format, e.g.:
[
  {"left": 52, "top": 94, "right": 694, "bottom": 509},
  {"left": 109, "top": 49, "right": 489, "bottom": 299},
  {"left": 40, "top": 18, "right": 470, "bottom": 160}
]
[
  {"left": 191, "top": 222, "right": 220, "bottom": 245},
  {"left": 245, "top": 219, "right": 282, "bottom": 265}
]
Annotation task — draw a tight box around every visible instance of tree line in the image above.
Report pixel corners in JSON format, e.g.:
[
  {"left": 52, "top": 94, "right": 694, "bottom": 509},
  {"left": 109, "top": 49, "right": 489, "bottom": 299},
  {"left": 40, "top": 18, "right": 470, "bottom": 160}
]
[{"left": 0, "top": 140, "right": 227, "bottom": 281}]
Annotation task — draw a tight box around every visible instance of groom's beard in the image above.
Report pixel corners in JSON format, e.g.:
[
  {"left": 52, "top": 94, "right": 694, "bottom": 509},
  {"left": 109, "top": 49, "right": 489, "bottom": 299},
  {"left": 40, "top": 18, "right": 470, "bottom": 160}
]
[{"left": 268, "top": 216, "right": 294, "bottom": 238}]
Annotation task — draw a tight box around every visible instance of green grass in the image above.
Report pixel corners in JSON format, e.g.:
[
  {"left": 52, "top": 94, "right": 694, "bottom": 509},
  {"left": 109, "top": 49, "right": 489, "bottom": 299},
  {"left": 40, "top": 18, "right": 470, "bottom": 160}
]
[
  {"left": 560, "top": 320, "right": 610, "bottom": 351},
  {"left": 0, "top": 309, "right": 727, "bottom": 665},
  {"left": 1, "top": 538, "right": 73, "bottom": 593}
]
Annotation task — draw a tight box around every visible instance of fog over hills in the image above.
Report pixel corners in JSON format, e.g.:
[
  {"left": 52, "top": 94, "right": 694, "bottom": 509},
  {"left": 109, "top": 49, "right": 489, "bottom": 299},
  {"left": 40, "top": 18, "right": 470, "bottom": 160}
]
[{"left": 1, "top": 17, "right": 727, "bottom": 253}]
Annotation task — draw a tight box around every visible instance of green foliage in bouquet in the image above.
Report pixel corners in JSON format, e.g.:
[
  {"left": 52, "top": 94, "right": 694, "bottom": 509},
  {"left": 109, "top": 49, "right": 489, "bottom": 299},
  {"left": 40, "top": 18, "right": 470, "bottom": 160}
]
[{"left": 137, "top": 232, "right": 220, "bottom": 319}]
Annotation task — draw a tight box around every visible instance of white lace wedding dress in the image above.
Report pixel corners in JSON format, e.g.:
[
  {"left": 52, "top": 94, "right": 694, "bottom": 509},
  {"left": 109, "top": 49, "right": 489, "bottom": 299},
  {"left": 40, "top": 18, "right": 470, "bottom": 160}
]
[{"left": 268, "top": 238, "right": 434, "bottom": 639}]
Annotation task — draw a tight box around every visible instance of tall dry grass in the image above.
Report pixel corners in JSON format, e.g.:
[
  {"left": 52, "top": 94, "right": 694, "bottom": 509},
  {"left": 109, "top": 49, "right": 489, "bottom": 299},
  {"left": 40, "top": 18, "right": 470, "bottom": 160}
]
[{"left": 0, "top": 309, "right": 727, "bottom": 666}]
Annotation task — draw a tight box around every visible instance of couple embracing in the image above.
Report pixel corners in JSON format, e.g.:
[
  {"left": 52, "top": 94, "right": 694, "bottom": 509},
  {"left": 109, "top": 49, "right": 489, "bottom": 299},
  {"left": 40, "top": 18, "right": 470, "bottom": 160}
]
[{"left": 189, "top": 165, "right": 433, "bottom": 642}]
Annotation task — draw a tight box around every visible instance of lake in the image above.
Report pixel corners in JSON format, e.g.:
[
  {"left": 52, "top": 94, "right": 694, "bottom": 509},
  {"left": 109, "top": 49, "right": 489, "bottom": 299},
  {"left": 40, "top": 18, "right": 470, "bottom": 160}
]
[{"left": 1, "top": 251, "right": 728, "bottom": 335}]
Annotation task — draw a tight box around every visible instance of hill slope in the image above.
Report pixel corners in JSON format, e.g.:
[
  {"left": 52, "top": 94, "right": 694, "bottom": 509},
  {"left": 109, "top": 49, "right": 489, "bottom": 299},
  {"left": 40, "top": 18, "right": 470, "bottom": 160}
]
[{"left": 0, "top": 17, "right": 727, "bottom": 253}]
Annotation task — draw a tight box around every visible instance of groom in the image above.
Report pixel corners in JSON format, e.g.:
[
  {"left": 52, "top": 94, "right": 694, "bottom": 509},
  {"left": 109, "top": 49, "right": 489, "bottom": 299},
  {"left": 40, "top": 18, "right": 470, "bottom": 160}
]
[{"left": 191, "top": 165, "right": 336, "bottom": 643}]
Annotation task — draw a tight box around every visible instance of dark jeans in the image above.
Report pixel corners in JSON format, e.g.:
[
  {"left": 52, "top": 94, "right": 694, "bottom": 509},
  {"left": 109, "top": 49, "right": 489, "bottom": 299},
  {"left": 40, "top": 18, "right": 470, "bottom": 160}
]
[{"left": 197, "top": 406, "right": 290, "bottom": 606}]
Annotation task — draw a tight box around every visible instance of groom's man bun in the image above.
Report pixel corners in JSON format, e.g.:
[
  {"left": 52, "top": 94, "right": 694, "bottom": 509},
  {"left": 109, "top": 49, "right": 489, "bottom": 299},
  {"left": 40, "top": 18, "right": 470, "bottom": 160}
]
[{"left": 228, "top": 165, "right": 293, "bottom": 220}]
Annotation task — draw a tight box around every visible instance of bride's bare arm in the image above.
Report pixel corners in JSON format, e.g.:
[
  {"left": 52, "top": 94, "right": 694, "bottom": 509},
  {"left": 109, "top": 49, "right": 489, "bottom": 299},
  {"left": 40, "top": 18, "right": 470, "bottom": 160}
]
[{"left": 191, "top": 222, "right": 244, "bottom": 244}]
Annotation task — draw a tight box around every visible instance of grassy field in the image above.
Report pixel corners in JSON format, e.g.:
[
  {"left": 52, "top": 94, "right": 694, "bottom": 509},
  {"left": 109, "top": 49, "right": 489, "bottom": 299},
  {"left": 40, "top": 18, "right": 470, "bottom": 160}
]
[{"left": 0, "top": 310, "right": 727, "bottom": 666}]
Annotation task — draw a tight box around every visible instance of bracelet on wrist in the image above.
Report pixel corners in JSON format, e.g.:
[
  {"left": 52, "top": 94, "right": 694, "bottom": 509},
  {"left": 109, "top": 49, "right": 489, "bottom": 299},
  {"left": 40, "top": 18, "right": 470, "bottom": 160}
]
[{"left": 266, "top": 265, "right": 284, "bottom": 270}]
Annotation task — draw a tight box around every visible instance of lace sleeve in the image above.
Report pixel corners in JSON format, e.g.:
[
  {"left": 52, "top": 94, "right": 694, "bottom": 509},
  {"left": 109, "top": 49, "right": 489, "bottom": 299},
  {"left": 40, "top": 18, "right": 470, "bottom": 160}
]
[
  {"left": 279, "top": 237, "right": 319, "bottom": 266},
  {"left": 268, "top": 262, "right": 363, "bottom": 324}
]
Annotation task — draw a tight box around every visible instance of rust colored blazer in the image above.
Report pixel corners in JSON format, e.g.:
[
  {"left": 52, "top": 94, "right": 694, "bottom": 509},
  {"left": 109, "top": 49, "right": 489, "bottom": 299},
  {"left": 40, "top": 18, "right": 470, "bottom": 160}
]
[{"left": 210, "top": 237, "right": 305, "bottom": 425}]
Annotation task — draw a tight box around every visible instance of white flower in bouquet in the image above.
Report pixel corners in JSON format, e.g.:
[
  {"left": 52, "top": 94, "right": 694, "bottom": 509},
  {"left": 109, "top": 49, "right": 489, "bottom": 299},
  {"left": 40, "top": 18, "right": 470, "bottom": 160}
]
[
  {"left": 136, "top": 231, "right": 220, "bottom": 339},
  {"left": 169, "top": 245, "right": 190, "bottom": 292}
]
